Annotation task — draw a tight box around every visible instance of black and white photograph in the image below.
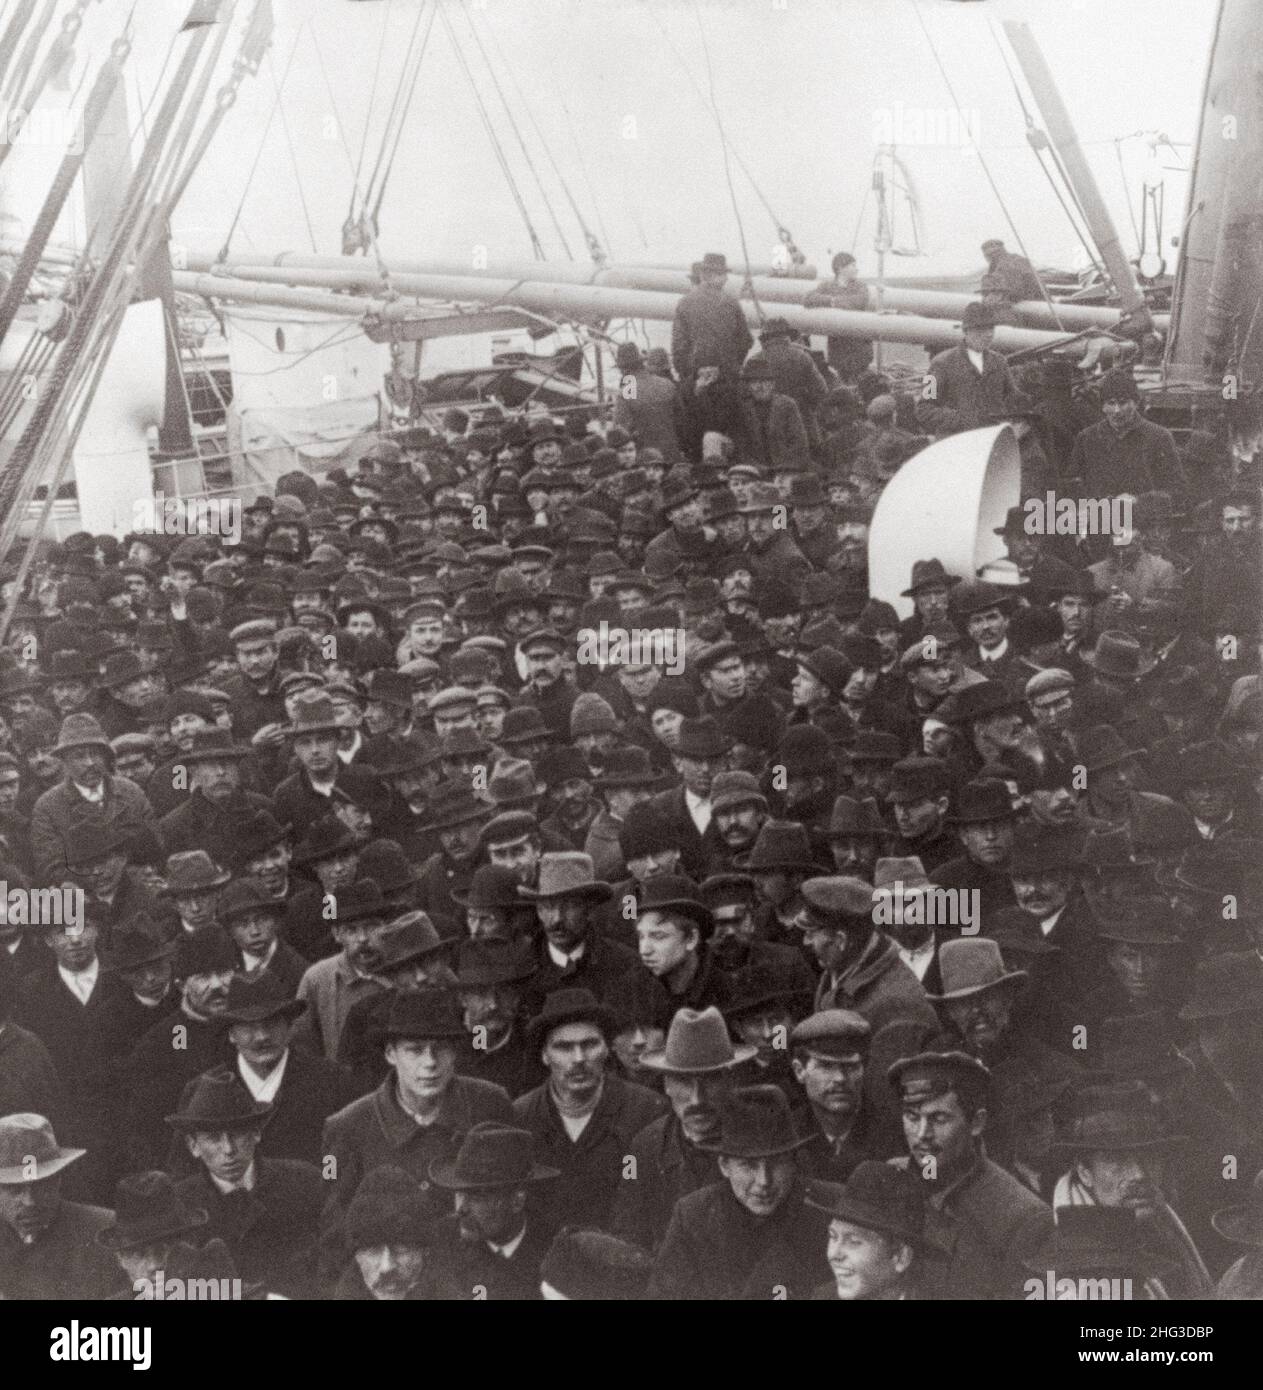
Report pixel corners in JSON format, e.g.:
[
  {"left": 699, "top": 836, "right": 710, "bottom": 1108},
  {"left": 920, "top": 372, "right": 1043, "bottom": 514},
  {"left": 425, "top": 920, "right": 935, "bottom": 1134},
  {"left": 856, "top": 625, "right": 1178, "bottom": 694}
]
[{"left": 0, "top": 0, "right": 1257, "bottom": 1344}]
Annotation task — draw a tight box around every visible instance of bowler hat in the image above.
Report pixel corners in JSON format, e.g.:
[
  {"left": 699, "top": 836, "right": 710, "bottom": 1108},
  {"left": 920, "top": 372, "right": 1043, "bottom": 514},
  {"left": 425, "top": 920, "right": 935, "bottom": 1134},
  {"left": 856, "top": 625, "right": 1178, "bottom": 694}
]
[
  {"left": 374, "top": 912, "right": 450, "bottom": 971},
  {"left": 328, "top": 878, "right": 389, "bottom": 925},
  {"left": 723, "top": 961, "right": 804, "bottom": 1019},
  {"left": 595, "top": 746, "right": 661, "bottom": 789},
  {"left": 0, "top": 1114, "right": 85, "bottom": 1184},
  {"left": 697, "top": 1084, "right": 810, "bottom": 1157},
  {"left": 733, "top": 820, "right": 819, "bottom": 875},
  {"left": 778, "top": 725, "right": 838, "bottom": 777},
  {"left": 220, "top": 973, "right": 306, "bottom": 1025},
  {"left": 796, "top": 645, "right": 852, "bottom": 698},
  {"left": 936, "top": 680, "right": 1024, "bottom": 727},
  {"left": 421, "top": 782, "right": 493, "bottom": 832},
  {"left": 165, "top": 1067, "right": 273, "bottom": 1133},
  {"left": 673, "top": 716, "right": 733, "bottom": 761},
  {"left": 636, "top": 873, "right": 712, "bottom": 933},
  {"left": 103, "top": 918, "right": 178, "bottom": 972},
  {"left": 886, "top": 757, "right": 949, "bottom": 806},
  {"left": 805, "top": 1163, "right": 924, "bottom": 1245},
  {"left": 1074, "top": 724, "right": 1143, "bottom": 773},
  {"left": 949, "top": 777, "right": 1015, "bottom": 824},
  {"left": 430, "top": 1122, "right": 559, "bottom": 1190},
  {"left": 97, "top": 1171, "right": 208, "bottom": 1250},
  {"left": 825, "top": 795, "right": 886, "bottom": 839},
  {"left": 526, "top": 987, "right": 614, "bottom": 1047},
  {"left": 373, "top": 987, "right": 466, "bottom": 1044},
  {"left": 292, "top": 814, "right": 361, "bottom": 867},
  {"left": 283, "top": 691, "right": 343, "bottom": 736},
  {"left": 901, "top": 558, "right": 961, "bottom": 597},
  {"left": 847, "top": 730, "right": 902, "bottom": 764},
  {"left": 1054, "top": 1080, "right": 1183, "bottom": 1154}
]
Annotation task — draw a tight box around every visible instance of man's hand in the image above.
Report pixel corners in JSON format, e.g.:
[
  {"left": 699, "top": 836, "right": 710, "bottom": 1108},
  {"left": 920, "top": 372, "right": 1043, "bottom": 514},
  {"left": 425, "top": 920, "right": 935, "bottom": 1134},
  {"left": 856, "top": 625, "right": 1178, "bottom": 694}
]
[{"left": 251, "top": 722, "right": 287, "bottom": 749}]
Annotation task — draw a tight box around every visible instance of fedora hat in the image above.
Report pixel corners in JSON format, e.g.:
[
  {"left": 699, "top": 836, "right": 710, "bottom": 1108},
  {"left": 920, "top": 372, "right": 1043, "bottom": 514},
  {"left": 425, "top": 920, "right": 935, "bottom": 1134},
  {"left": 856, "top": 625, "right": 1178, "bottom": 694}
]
[
  {"left": 52, "top": 712, "right": 113, "bottom": 756},
  {"left": 951, "top": 579, "right": 1015, "bottom": 619},
  {"left": 805, "top": 1163, "right": 925, "bottom": 1245},
  {"left": 0, "top": 1114, "right": 85, "bottom": 1184},
  {"left": 886, "top": 757, "right": 950, "bottom": 806},
  {"left": 696, "top": 1084, "right": 810, "bottom": 1158},
  {"left": 283, "top": 691, "right": 343, "bottom": 737},
  {"left": 327, "top": 878, "right": 389, "bottom": 925},
  {"left": 639, "top": 1005, "right": 757, "bottom": 1074},
  {"left": 723, "top": 961, "right": 805, "bottom": 1019},
  {"left": 674, "top": 716, "right": 733, "bottom": 760},
  {"left": 519, "top": 852, "right": 612, "bottom": 902},
  {"left": 1213, "top": 1170, "right": 1263, "bottom": 1248},
  {"left": 161, "top": 850, "right": 231, "bottom": 897},
  {"left": 454, "top": 938, "right": 536, "bottom": 989},
  {"left": 935, "top": 680, "right": 1024, "bottom": 728},
  {"left": 486, "top": 758, "right": 542, "bottom": 807},
  {"left": 452, "top": 863, "right": 532, "bottom": 912},
  {"left": 902, "top": 558, "right": 961, "bottom": 597},
  {"left": 97, "top": 1170, "right": 208, "bottom": 1250},
  {"left": 103, "top": 917, "right": 177, "bottom": 972},
  {"left": 180, "top": 728, "right": 253, "bottom": 764},
  {"left": 1093, "top": 897, "right": 1183, "bottom": 947},
  {"left": 949, "top": 777, "right": 1015, "bottom": 825},
  {"left": 429, "top": 1122, "right": 559, "bottom": 1190},
  {"left": 733, "top": 819, "right": 820, "bottom": 874},
  {"left": 220, "top": 973, "right": 307, "bottom": 1025},
  {"left": 1019, "top": 1206, "right": 1146, "bottom": 1278},
  {"left": 421, "top": 782, "right": 493, "bottom": 833},
  {"left": 539, "top": 1228, "right": 653, "bottom": 1301},
  {"left": 497, "top": 706, "right": 553, "bottom": 747},
  {"left": 825, "top": 795, "right": 886, "bottom": 839},
  {"left": 595, "top": 746, "right": 662, "bottom": 789},
  {"left": 1081, "top": 630, "right": 1157, "bottom": 680},
  {"left": 928, "top": 938, "right": 1027, "bottom": 1003},
  {"left": 1054, "top": 1081, "right": 1183, "bottom": 1154},
  {"left": 374, "top": 912, "right": 450, "bottom": 971},
  {"left": 526, "top": 987, "right": 614, "bottom": 1048},
  {"left": 372, "top": 987, "right": 466, "bottom": 1044},
  {"left": 165, "top": 1067, "right": 273, "bottom": 1133},
  {"left": 1074, "top": 724, "right": 1144, "bottom": 774},
  {"left": 292, "top": 814, "right": 362, "bottom": 867}
]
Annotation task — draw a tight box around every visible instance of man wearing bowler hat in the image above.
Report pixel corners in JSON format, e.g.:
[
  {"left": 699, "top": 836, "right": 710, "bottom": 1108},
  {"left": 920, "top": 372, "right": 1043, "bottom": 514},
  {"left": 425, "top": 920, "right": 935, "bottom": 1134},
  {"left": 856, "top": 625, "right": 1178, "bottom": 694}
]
[
  {"left": 96, "top": 915, "right": 179, "bottom": 1061},
  {"left": 321, "top": 988, "right": 513, "bottom": 1229},
  {"left": 671, "top": 250, "right": 753, "bottom": 451},
  {"left": 806, "top": 1161, "right": 930, "bottom": 1299},
  {"left": 513, "top": 988, "right": 666, "bottom": 1236},
  {"left": 915, "top": 301, "right": 1027, "bottom": 438},
  {"left": 624, "top": 873, "right": 730, "bottom": 1016},
  {"left": 611, "top": 1005, "right": 757, "bottom": 1253},
  {"left": 169, "top": 1066, "right": 324, "bottom": 1298},
  {"left": 221, "top": 973, "right": 357, "bottom": 1168},
  {"left": 428, "top": 1121, "right": 559, "bottom": 1299},
  {"left": 157, "top": 726, "right": 270, "bottom": 866},
  {"left": 454, "top": 938, "right": 541, "bottom": 1100},
  {"left": 97, "top": 1169, "right": 208, "bottom": 1296},
  {"left": 31, "top": 712, "right": 154, "bottom": 884},
  {"left": 889, "top": 1048, "right": 1052, "bottom": 1299},
  {"left": 930, "top": 777, "right": 1018, "bottom": 921},
  {"left": 644, "top": 716, "right": 732, "bottom": 880},
  {"left": 649, "top": 1083, "right": 831, "bottom": 1300}
]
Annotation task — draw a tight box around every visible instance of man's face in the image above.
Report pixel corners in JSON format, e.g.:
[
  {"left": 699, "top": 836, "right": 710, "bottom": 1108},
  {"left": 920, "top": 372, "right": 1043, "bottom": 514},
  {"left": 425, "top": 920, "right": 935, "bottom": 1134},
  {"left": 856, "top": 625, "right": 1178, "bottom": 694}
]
[
  {"left": 1030, "top": 687, "right": 1074, "bottom": 730},
  {"left": 967, "top": 608, "right": 1008, "bottom": 651},
  {"left": 1222, "top": 504, "right": 1255, "bottom": 540},
  {"left": 717, "top": 1153, "right": 796, "bottom": 1217},
  {"left": 229, "top": 1014, "right": 291, "bottom": 1071},
  {"left": 715, "top": 802, "right": 763, "bottom": 850},
  {"left": 386, "top": 1037, "right": 458, "bottom": 1100},
  {"left": 1028, "top": 785, "right": 1078, "bottom": 826},
  {"left": 192, "top": 758, "right": 241, "bottom": 805},
  {"left": 542, "top": 1022, "right": 608, "bottom": 1100},
  {"left": 651, "top": 708, "right": 685, "bottom": 749},
  {"left": 617, "top": 662, "right": 659, "bottom": 703},
  {"left": 611, "top": 1022, "right": 666, "bottom": 1080},
  {"left": 731, "top": 1005, "right": 794, "bottom": 1066},
  {"left": 828, "top": 1220, "right": 910, "bottom": 1300},
  {"left": 702, "top": 656, "right": 747, "bottom": 704},
  {"left": 1183, "top": 780, "right": 1232, "bottom": 824},
  {"left": 975, "top": 712, "right": 1025, "bottom": 751},
  {"left": 843, "top": 666, "right": 878, "bottom": 707},
  {"left": 44, "top": 921, "right": 98, "bottom": 973},
  {"left": 791, "top": 668, "right": 827, "bottom": 709},
  {"left": 61, "top": 746, "right": 108, "bottom": 787},
  {"left": 626, "top": 847, "right": 680, "bottom": 882},
  {"left": 476, "top": 703, "right": 507, "bottom": 742},
  {"left": 0, "top": 1177, "right": 61, "bottom": 1243},
  {"left": 408, "top": 617, "right": 445, "bottom": 656},
  {"left": 943, "top": 990, "right": 1013, "bottom": 1059},
  {"left": 902, "top": 1089, "right": 982, "bottom": 1180},
  {"left": 1106, "top": 940, "right": 1169, "bottom": 1004},
  {"left": 175, "top": 889, "right": 219, "bottom": 931},
  {"left": 1102, "top": 398, "right": 1139, "bottom": 432},
  {"left": 960, "top": 818, "right": 1014, "bottom": 867},
  {"left": 227, "top": 908, "right": 280, "bottom": 959},
  {"left": 314, "top": 850, "right": 359, "bottom": 895},
  {"left": 432, "top": 704, "right": 475, "bottom": 738},
  {"left": 120, "top": 956, "right": 173, "bottom": 1003},
  {"left": 636, "top": 909, "right": 696, "bottom": 978},
  {"left": 455, "top": 1186, "right": 525, "bottom": 1245},
  {"left": 523, "top": 645, "right": 564, "bottom": 686},
  {"left": 184, "top": 967, "right": 234, "bottom": 1016},
  {"left": 355, "top": 1244, "right": 428, "bottom": 1301},
  {"left": 746, "top": 511, "right": 777, "bottom": 547},
  {"left": 792, "top": 1050, "right": 864, "bottom": 1121},
  {"left": 1076, "top": 1148, "right": 1164, "bottom": 1218},
  {"left": 662, "top": 1070, "right": 734, "bottom": 1146},
  {"left": 335, "top": 918, "right": 389, "bottom": 973},
  {"left": 1012, "top": 868, "right": 1073, "bottom": 919},
  {"left": 893, "top": 795, "right": 945, "bottom": 841},
  {"left": 909, "top": 659, "right": 955, "bottom": 701},
  {"left": 70, "top": 851, "right": 127, "bottom": 900},
  {"left": 246, "top": 843, "right": 291, "bottom": 897},
  {"left": 673, "top": 752, "right": 722, "bottom": 799},
  {"left": 186, "top": 1127, "right": 261, "bottom": 1186},
  {"left": 915, "top": 585, "right": 951, "bottom": 623},
  {"left": 536, "top": 895, "right": 590, "bottom": 954},
  {"left": 667, "top": 499, "right": 702, "bottom": 531},
  {"left": 50, "top": 680, "right": 91, "bottom": 715},
  {"left": 170, "top": 713, "right": 210, "bottom": 749},
  {"left": 293, "top": 731, "right": 339, "bottom": 778},
  {"left": 235, "top": 639, "right": 277, "bottom": 682},
  {"left": 802, "top": 916, "right": 849, "bottom": 974},
  {"left": 552, "top": 776, "right": 594, "bottom": 820},
  {"left": 831, "top": 836, "right": 877, "bottom": 877},
  {"left": 487, "top": 833, "right": 541, "bottom": 887}
]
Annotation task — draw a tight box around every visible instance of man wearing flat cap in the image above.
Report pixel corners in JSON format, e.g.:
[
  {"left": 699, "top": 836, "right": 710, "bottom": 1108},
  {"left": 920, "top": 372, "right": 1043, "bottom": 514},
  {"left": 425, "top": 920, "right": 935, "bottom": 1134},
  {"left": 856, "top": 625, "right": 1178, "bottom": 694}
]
[
  {"left": 321, "top": 988, "right": 513, "bottom": 1229},
  {"left": 889, "top": 1049, "right": 1052, "bottom": 1299},
  {"left": 513, "top": 988, "right": 666, "bottom": 1236},
  {"left": 649, "top": 1083, "right": 831, "bottom": 1300},
  {"left": 170, "top": 1067, "right": 324, "bottom": 1298},
  {"left": 0, "top": 1112, "right": 123, "bottom": 1299},
  {"left": 807, "top": 1161, "right": 931, "bottom": 1299},
  {"left": 428, "top": 1121, "right": 558, "bottom": 1299},
  {"left": 791, "top": 1010, "right": 897, "bottom": 1183},
  {"left": 611, "top": 1005, "right": 757, "bottom": 1252}
]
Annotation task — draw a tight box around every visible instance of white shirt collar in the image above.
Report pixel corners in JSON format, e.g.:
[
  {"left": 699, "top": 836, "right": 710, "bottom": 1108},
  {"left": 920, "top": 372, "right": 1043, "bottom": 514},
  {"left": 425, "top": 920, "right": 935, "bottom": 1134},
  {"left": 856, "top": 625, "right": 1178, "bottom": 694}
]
[
  {"left": 238, "top": 1050, "right": 288, "bottom": 1103},
  {"left": 71, "top": 780, "right": 105, "bottom": 804},
  {"left": 209, "top": 1161, "right": 257, "bottom": 1195},
  {"left": 966, "top": 348, "right": 987, "bottom": 372},
  {"left": 897, "top": 938, "right": 936, "bottom": 981},
  {"left": 487, "top": 1226, "right": 527, "bottom": 1261},
  {"left": 548, "top": 940, "right": 586, "bottom": 970},
  {"left": 337, "top": 731, "right": 362, "bottom": 765},
  {"left": 58, "top": 957, "right": 99, "bottom": 1003},
  {"left": 684, "top": 786, "right": 712, "bottom": 835},
  {"left": 1038, "top": 903, "right": 1067, "bottom": 937},
  {"left": 241, "top": 939, "right": 278, "bottom": 973},
  {"left": 979, "top": 637, "right": 1009, "bottom": 662}
]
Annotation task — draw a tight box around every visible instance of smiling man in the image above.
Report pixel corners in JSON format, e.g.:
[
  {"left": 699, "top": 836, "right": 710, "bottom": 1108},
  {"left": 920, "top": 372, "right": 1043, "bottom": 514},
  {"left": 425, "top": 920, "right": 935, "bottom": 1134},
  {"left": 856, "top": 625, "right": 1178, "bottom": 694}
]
[{"left": 806, "top": 1161, "right": 928, "bottom": 1300}]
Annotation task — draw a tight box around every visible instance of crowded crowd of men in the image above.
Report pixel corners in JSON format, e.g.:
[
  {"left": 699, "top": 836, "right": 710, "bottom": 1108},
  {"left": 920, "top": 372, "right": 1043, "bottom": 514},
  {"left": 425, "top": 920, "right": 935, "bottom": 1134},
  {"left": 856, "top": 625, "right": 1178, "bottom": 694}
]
[{"left": 0, "top": 245, "right": 1260, "bottom": 1301}]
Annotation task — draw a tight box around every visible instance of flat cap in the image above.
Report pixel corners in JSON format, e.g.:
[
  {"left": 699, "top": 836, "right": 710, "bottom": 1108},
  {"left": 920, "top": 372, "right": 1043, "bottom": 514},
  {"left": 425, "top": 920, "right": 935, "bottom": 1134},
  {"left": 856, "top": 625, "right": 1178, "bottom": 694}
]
[
  {"left": 790, "top": 1009, "right": 871, "bottom": 1057},
  {"left": 800, "top": 875, "right": 874, "bottom": 918}
]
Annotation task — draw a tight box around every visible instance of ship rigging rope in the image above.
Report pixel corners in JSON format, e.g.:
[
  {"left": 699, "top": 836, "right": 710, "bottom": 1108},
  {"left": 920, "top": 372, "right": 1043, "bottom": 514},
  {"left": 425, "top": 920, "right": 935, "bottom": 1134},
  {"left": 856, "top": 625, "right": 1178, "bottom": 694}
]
[
  {"left": 269, "top": 48, "right": 318, "bottom": 254},
  {"left": 473, "top": 6, "right": 609, "bottom": 266},
  {"left": 365, "top": 6, "right": 434, "bottom": 230},
  {"left": 435, "top": 0, "right": 546, "bottom": 260},
  {"left": 906, "top": 0, "right": 1065, "bottom": 330},
  {"left": 351, "top": 0, "right": 394, "bottom": 225},
  {"left": 0, "top": 0, "right": 92, "bottom": 175},
  {"left": 0, "top": 0, "right": 41, "bottom": 95},
  {"left": 455, "top": 0, "right": 575, "bottom": 262},
  {"left": 640, "top": 0, "right": 802, "bottom": 270},
  {"left": 3, "top": 0, "right": 56, "bottom": 105},
  {"left": 691, "top": 0, "right": 763, "bottom": 320}
]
